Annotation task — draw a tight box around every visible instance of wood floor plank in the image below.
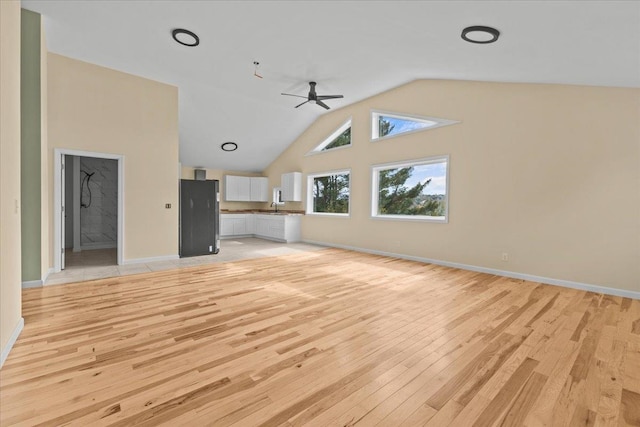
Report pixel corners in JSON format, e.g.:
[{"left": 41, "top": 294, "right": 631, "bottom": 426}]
[
  {"left": 0, "top": 248, "right": 637, "bottom": 426},
  {"left": 619, "top": 389, "right": 640, "bottom": 427},
  {"left": 470, "top": 357, "right": 539, "bottom": 427}
]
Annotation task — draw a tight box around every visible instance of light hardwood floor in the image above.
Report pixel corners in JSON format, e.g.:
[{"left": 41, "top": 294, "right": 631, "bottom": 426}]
[{"left": 1, "top": 248, "right": 639, "bottom": 426}]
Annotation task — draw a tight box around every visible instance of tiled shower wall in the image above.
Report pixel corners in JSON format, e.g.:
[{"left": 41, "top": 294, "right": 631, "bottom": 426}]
[{"left": 80, "top": 157, "right": 117, "bottom": 248}]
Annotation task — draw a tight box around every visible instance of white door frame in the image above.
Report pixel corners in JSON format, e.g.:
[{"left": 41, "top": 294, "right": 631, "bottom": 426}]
[
  {"left": 60, "top": 154, "right": 65, "bottom": 269},
  {"left": 72, "top": 156, "right": 81, "bottom": 252},
  {"left": 53, "top": 148, "right": 124, "bottom": 272}
]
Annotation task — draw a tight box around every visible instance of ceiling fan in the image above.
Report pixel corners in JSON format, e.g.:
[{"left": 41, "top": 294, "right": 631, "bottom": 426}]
[{"left": 281, "top": 82, "right": 343, "bottom": 110}]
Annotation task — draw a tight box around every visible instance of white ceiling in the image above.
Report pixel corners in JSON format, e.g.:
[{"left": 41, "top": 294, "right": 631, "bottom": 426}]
[{"left": 22, "top": 1, "right": 640, "bottom": 173}]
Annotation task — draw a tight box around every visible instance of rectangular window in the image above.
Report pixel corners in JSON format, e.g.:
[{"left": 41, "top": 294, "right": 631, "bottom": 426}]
[
  {"left": 371, "top": 156, "right": 448, "bottom": 222},
  {"left": 306, "top": 170, "right": 350, "bottom": 215}
]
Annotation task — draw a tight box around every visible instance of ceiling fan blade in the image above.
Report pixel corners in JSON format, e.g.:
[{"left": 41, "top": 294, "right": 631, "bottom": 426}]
[
  {"left": 316, "top": 95, "right": 344, "bottom": 100},
  {"left": 281, "top": 93, "right": 308, "bottom": 99},
  {"left": 294, "top": 100, "right": 310, "bottom": 108},
  {"left": 316, "top": 100, "right": 331, "bottom": 110}
]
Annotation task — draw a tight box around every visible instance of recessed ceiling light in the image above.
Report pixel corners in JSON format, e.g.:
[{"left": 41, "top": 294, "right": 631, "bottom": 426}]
[
  {"left": 221, "top": 142, "right": 238, "bottom": 152},
  {"left": 461, "top": 26, "right": 500, "bottom": 44},
  {"left": 172, "top": 28, "right": 199, "bottom": 47}
]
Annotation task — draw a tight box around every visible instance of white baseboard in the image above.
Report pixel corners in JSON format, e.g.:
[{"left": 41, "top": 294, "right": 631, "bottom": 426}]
[
  {"left": 220, "top": 234, "right": 287, "bottom": 243},
  {"left": 122, "top": 254, "right": 179, "bottom": 265},
  {"left": 22, "top": 268, "right": 56, "bottom": 288},
  {"left": 220, "top": 234, "right": 253, "bottom": 240},
  {"left": 1, "top": 317, "right": 24, "bottom": 369},
  {"left": 22, "top": 279, "right": 42, "bottom": 289},
  {"left": 41, "top": 267, "right": 53, "bottom": 284},
  {"left": 303, "top": 240, "right": 640, "bottom": 300}
]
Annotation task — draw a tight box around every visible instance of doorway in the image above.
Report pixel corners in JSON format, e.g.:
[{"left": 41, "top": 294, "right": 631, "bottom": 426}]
[
  {"left": 64, "top": 155, "right": 118, "bottom": 268},
  {"left": 54, "top": 149, "right": 124, "bottom": 272}
]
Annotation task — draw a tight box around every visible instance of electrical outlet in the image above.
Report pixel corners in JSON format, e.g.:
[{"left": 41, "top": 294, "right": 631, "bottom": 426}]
[
  {"left": 165, "top": 203, "right": 171, "bottom": 209},
  {"left": 501, "top": 252, "right": 509, "bottom": 262}
]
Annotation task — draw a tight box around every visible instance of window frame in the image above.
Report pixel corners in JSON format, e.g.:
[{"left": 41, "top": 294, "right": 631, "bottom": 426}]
[
  {"left": 272, "top": 187, "right": 285, "bottom": 205},
  {"left": 306, "top": 169, "right": 352, "bottom": 217},
  {"left": 371, "top": 155, "right": 450, "bottom": 223},
  {"left": 306, "top": 118, "right": 352, "bottom": 156},
  {"left": 370, "top": 110, "right": 459, "bottom": 142}
]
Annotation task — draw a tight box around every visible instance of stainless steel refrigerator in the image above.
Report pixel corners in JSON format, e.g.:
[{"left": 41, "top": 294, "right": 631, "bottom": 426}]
[{"left": 179, "top": 179, "right": 220, "bottom": 257}]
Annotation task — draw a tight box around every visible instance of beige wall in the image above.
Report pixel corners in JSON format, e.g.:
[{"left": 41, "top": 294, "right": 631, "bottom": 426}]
[
  {"left": 1, "top": 0, "right": 23, "bottom": 356},
  {"left": 180, "top": 166, "right": 267, "bottom": 211},
  {"left": 48, "top": 54, "right": 179, "bottom": 262},
  {"left": 264, "top": 80, "right": 640, "bottom": 293}
]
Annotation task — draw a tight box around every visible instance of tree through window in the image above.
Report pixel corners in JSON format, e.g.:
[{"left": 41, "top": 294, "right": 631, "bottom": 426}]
[
  {"left": 308, "top": 119, "right": 352, "bottom": 154},
  {"left": 306, "top": 171, "right": 350, "bottom": 215},
  {"left": 372, "top": 156, "right": 448, "bottom": 221}
]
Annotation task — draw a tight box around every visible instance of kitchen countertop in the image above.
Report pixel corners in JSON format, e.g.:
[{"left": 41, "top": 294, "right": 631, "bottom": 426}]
[{"left": 221, "top": 209, "right": 305, "bottom": 215}]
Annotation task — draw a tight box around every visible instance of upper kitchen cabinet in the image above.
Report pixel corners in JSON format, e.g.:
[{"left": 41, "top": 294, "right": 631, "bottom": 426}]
[
  {"left": 224, "top": 175, "right": 268, "bottom": 202},
  {"left": 250, "top": 177, "right": 268, "bottom": 202},
  {"left": 224, "top": 175, "right": 250, "bottom": 201},
  {"left": 281, "top": 172, "right": 302, "bottom": 202}
]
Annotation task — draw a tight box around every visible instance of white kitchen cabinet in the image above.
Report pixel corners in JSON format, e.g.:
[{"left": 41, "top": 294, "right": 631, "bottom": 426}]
[
  {"left": 221, "top": 213, "right": 301, "bottom": 242},
  {"left": 281, "top": 172, "right": 302, "bottom": 202},
  {"left": 224, "top": 175, "right": 251, "bottom": 201},
  {"left": 253, "top": 214, "right": 301, "bottom": 243},
  {"left": 232, "top": 218, "right": 246, "bottom": 235},
  {"left": 245, "top": 213, "right": 255, "bottom": 234},
  {"left": 282, "top": 215, "right": 301, "bottom": 242},
  {"left": 220, "top": 215, "right": 235, "bottom": 236},
  {"left": 255, "top": 216, "right": 271, "bottom": 238},
  {"left": 225, "top": 175, "right": 268, "bottom": 202},
  {"left": 220, "top": 214, "right": 251, "bottom": 238},
  {"left": 223, "top": 176, "right": 236, "bottom": 201},
  {"left": 250, "top": 177, "right": 269, "bottom": 202}
]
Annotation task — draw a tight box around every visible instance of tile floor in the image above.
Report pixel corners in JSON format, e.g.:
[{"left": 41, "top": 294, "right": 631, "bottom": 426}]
[
  {"left": 44, "top": 238, "right": 324, "bottom": 286},
  {"left": 64, "top": 247, "right": 117, "bottom": 267}
]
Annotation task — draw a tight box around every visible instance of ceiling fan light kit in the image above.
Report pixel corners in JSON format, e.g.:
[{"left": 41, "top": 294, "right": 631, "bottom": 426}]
[
  {"left": 172, "top": 28, "right": 200, "bottom": 47},
  {"left": 461, "top": 25, "right": 500, "bottom": 44}
]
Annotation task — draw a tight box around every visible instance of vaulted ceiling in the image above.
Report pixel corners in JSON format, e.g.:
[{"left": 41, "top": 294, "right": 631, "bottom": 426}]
[{"left": 22, "top": 1, "right": 640, "bottom": 172}]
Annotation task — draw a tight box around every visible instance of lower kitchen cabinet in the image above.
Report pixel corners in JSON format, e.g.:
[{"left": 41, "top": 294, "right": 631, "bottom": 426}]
[
  {"left": 221, "top": 213, "right": 301, "bottom": 243},
  {"left": 245, "top": 214, "right": 255, "bottom": 234},
  {"left": 253, "top": 214, "right": 301, "bottom": 243},
  {"left": 220, "top": 214, "right": 251, "bottom": 238}
]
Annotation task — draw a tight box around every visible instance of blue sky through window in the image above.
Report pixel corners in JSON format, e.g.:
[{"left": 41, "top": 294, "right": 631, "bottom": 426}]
[
  {"left": 381, "top": 116, "right": 436, "bottom": 137},
  {"left": 401, "top": 161, "right": 447, "bottom": 195}
]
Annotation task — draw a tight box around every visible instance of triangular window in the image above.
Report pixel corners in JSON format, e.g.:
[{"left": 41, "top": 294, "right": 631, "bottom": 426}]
[
  {"left": 371, "top": 111, "right": 458, "bottom": 141},
  {"left": 308, "top": 119, "right": 352, "bottom": 155}
]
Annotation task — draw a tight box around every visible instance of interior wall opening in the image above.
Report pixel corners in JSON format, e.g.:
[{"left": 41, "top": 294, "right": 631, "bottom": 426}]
[{"left": 61, "top": 154, "right": 119, "bottom": 270}]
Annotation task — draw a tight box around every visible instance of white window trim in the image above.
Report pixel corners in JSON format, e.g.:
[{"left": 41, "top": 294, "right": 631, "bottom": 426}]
[
  {"left": 371, "top": 155, "right": 449, "bottom": 223},
  {"left": 272, "top": 187, "right": 285, "bottom": 205},
  {"left": 306, "top": 169, "right": 351, "bottom": 217},
  {"left": 370, "top": 110, "right": 459, "bottom": 142},
  {"left": 306, "top": 118, "right": 352, "bottom": 156}
]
